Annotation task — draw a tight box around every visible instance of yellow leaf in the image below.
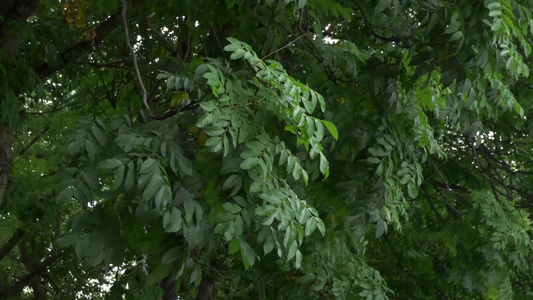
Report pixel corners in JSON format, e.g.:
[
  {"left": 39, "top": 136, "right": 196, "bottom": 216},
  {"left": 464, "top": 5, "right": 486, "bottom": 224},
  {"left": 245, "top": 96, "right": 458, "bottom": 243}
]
[
  {"left": 170, "top": 93, "right": 182, "bottom": 108},
  {"left": 170, "top": 91, "right": 189, "bottom": 108},
  {"left": 187, "top": 126, "right": 200, "bottom": 134},
  {"left": 196, "top": 132, "right": 208, "bottom": 148}
]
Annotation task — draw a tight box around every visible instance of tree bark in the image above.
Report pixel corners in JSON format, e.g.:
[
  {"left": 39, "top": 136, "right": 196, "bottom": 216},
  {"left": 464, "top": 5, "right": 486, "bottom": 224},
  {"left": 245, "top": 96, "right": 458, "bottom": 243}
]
[
  {"left": 0, "top": 127, "right": 13, "bottom": 205},
  {"left": 159, "top": 274, "right": 177, "bottom": 300},
  {"left": 195, "top": 275, "right": 213, "bottom": 300}
]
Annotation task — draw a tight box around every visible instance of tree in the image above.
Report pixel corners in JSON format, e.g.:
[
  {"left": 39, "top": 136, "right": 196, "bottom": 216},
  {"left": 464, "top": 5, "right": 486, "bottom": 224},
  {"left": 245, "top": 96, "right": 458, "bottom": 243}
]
[{"left": 1, "top": 0, "right": 533, "bottom": 299}]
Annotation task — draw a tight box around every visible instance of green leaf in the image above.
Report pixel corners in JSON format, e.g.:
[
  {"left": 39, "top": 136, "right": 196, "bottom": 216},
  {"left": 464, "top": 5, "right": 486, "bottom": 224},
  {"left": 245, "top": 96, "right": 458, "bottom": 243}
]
[
  {"left": 240, "top": 239, "right": 256, "bottom": 269},
  {"left": 112, "top": 164, "right": 125, "bottom": 190},
  {"left": 97, "top": 159, "right": 123, "bottom": 170},
  {"left": 142, "top": 177, "right": 160, "bottom": 201},
  {"left": 305, "top": 217, "right": 317, "bottom": 236},
  {"left": 444, "top": 21, "right": 460, "bottom": 34},
  {"left": 176, "top": 152, "right": 193, "bottom": 176},
  {"left": 184, "top": 198, "right": 196, "bottom": 225},
  {"left": 240, "top": 157, "right": 259, "bottom": 169},
  {"left": 295, "top": 249, "right": 302, "bottom": 269},
  {"left": 55, "top": 233, "right": 79, "bottom": 247},
  {"left": 223, "top": 174, "right": 241, "bottom": 190},
  {"left": 260, "top": 190, "right": 284, "bottom": 205},
  {"left": 487, "top": 1, "right": 500, "bottom": 10},
  {"left": 408, "top": 182, "right": 419, "bottom": 198},
  {"left": 255, "top": 205, "right": 276, "bottom": 216},
  {"left": 161, "top": 246, "right": 180, "bottom": 264},
  {"left": 369, "top": 146, "right": 387, "bottom": 157},
  {"left": 223, "top": 43, "right": 238, "bottom": 52},
  {"left": 449, "top": 30, "right": 463, "bottom": 42},
  {"left": 57, "top": 186, "right": 76, "bottom": 203},
  {"left": 292, "top": 164, "right": 302, "bottom": 180},
  {"left": 375, "top": 0, "right": 392, "bottom": 14},
  {"left": 367, "top": 157, "right": 381, "bottom": 164},
  {"left": 222, "top": 202, "right": 242, "bottom": 214},
  {"left": 146, "top": 264, "right": 172, "bottom": 286},
  {"left": 91, "top": 124, "right": 107, "bottom": 146},
  {"left": 319, "top": 153, "right": 329, "bottom": 179},
  {"left": 287, "top": 155, "right": 296, "bottom": 173},
  {"left": 124, "top": 162, "right": 135, "bottom": 191},
  {"left": 139, "top": 158, "right": 158, "bottom": 175},
  {"left": 320, "top": 120, "right": 338, "bottom": 140},
  {"left": 230, "top": 48, "right": 246, "bottom": 60},
  {"left": 287, "top": 240, "right": 298, "bottom": 260},
  {"left": 229, "top": 237, "right": 240, "bottom": 254},
  {"left": 263, "top": 236, "right": 275, "bottom": 255},
  {"left": 163, "top": 207, "right": 182, "bottom": 232},
  {"left": 316, "top": 218, "right": 326, "bottom": 236},
  {"left": 199, "top": 101, "right": 217, "bottom": 112},
  {"left": 154, "top": 185, "right": 170, "bottom": 210},
  {"left": 79, "top": 170, "right": 99, "bottom": 190}
]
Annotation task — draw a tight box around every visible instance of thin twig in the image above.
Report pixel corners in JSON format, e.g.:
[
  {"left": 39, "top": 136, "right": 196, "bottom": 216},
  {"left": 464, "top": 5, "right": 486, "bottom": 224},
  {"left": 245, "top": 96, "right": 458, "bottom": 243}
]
[
  {"left": 144, "top": 14, "right": 175, "bottom": 52},
  {"left": 421, "top": 185, "right": 447, "bottom": 226},
  {"left": 469, "top": 139, "right": 502, "bottom": 203},
  {"left": 79, "top": 61, "right": 135, "bottom": 71},
  {"left": 427, "top": 158, "right": 467, "bottom": 217},
  {"left": 210, "top": 26, "right": 222, "bottom": 50},
  {"left": 261, "top": 34, "right": 305, "bottom": 60},
  {"left": 121, "top": 0, "right": 150, "bottom": 111},
  {"left": 18, "top": 125, "right": 50, "bottom": 156}
]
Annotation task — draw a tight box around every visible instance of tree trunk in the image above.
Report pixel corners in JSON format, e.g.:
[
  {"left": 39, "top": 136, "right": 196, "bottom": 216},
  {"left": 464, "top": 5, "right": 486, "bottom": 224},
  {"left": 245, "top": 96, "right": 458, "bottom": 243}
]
[
  {"left": 0, "top": 0, "right": 40, "bottom": 205},
  {"left": 195, "top": 275, "right": 213, "bottom": 300},
  {"left": 0, "top": 127, "right": 13, "bottom": 205}
]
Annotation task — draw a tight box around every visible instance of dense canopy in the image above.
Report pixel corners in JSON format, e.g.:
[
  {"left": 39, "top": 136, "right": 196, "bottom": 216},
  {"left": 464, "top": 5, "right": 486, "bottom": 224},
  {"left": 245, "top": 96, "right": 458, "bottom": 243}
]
[{"left": 1, "top": 0, "right": 533, "bottom": 299}]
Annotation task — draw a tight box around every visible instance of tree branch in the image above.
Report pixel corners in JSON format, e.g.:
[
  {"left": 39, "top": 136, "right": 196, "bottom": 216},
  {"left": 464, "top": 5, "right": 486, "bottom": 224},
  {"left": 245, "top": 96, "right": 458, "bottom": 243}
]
[
  {"left": 421, "top": 185, "right": 447, "bottom": 226},
  {"left": 0, "top": 251, "right": 63, "bottom": 299},
  {"left": 34, "top": 0, "right": 147, "bottom": 80},
  {"left": 18, "top": 124, "right": 50, "bottom": 156},
  {"left": 18, "top": 241, "right": 46, "bottom": 300},
  {"left": 353, "top": 2, "right": 401, "bottom": 43},
  {"left": 261, "top": 34, "right": 305, "bottom": 60},
  {"left": 144, "top": 14, "right": 175, "bottom": 53},
  {"left": 0, "top": 228, "right": 24, "bottom": 262}
]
